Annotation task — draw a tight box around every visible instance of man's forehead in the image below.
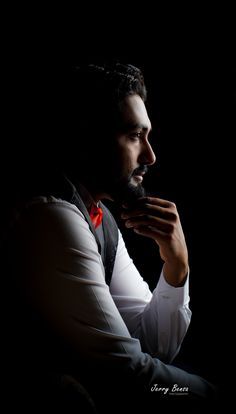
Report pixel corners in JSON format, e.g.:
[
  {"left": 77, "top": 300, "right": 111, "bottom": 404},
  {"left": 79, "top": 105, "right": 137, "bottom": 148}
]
[{"left": 119, "top": 95, "right": 151, "bottom": 130}]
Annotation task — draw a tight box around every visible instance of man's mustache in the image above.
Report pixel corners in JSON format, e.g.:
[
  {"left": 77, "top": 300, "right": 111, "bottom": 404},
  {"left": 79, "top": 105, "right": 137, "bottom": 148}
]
[{"left": 132, "top": 165, "right": 149, "bottom": 176}]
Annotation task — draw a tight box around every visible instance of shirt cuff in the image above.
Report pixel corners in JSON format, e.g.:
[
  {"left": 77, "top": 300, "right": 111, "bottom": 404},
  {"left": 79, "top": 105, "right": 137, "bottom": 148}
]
[{"left": 155, "top": 267, "right": 190, "bottom": 306}]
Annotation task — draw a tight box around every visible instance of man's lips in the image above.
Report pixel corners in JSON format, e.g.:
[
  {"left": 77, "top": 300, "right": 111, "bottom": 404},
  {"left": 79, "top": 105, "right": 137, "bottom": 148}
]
[
  {"left": 133, "top": 175, "right": 143, "bottom": 183},
  {"left": 132, "top": 166, "right": 148, "bottom": 177},
  {"left": 135, "top": 170, "right": 145, "bottom": 176},
  {"left": 132, "top": 171, "right": 145, "bottom": 183},
  {"left": 131, "top": 166, "right": 148, "bottom": 183}
]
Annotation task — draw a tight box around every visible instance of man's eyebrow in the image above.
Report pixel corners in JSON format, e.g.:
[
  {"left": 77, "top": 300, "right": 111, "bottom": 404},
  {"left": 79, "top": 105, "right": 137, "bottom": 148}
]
[{"left": 125, "top": 123, "right": 152, "bottom": 132}]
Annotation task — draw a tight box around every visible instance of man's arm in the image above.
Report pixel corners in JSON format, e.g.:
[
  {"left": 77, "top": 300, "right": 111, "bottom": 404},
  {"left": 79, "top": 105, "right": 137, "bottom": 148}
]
[
  {"left": 110, "top": 230, "right": 191, "bottom": 362},
  {"left": 121, "top": 196, "right": 189, "bottom": 287}
]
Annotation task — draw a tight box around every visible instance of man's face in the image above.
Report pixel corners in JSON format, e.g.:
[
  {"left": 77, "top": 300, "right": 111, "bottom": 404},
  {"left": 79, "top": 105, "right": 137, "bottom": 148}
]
[
  {"left": 81, "top": 94, "right": 156, "bottom": 205},
  {"left": 104, "top": 94, "right": 156, "bottom": 204}
]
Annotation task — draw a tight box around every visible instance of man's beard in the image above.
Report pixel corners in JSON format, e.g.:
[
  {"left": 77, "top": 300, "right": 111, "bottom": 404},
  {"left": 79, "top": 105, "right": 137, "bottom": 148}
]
[{"left": 109, "top": 166, "right": 148, "bottom": 206}]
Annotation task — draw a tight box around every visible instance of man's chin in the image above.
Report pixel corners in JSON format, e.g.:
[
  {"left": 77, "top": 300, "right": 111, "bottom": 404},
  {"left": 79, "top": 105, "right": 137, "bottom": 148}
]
[{"left": 111, "top": 182, "right": 146, "bottom": 206}]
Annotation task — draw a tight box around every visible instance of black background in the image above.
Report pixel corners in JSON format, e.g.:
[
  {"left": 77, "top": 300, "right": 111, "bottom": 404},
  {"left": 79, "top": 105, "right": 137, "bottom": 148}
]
[{"left": 3, "top": 15, "right": 235, "bottom": 401}]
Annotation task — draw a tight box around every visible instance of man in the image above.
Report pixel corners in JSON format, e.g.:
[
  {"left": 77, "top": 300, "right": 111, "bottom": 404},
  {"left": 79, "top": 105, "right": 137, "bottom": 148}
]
[{"left": 3, "top": 63, "right": 215, "bottom": 412}]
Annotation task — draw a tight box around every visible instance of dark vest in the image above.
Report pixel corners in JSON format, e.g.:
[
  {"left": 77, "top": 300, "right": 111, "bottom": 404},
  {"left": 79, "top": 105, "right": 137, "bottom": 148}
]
[{"left": 68, "top": 181, "right": 119, "bottom": 286}]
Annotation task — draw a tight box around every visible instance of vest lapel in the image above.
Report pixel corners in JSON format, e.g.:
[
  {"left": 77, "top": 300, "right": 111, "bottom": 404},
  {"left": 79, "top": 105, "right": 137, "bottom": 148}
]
[
  {"left": 70, "top": 190, "right": 102, "bottom": 256},
  {"left": 63, "top": 175, "right": 118, "bottom": 285}
]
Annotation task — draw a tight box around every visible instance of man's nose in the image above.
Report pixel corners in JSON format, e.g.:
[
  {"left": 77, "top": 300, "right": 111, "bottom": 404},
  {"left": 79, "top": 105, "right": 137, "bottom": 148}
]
[{"left": 138, "top": 140, "right": 156, "bottom": 166}]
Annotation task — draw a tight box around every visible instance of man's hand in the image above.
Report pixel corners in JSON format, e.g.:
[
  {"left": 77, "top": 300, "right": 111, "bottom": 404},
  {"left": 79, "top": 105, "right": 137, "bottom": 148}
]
[{"left": 121, "top": 197, "right": 188, "bottom": 287}]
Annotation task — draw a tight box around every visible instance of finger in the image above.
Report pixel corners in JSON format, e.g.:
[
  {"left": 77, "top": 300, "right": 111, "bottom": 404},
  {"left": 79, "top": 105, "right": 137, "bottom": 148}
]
[
  {"left": 138, "top": 196, "right": 176, "bottom": 209},
  {"left": 122, "top": 197, "right": 174, "bottom": 213},
  {"left": 125, "top": 217, "right": 174, "bottom": 233},
  {"left": 122, "top": 203, "right": 178, "bottom": 221},
  {"left": 121, "top": 208, "right": 146, "bottom": 219},
  {"left": 133, "top": 226, "right": 167, "bottom": 242}
]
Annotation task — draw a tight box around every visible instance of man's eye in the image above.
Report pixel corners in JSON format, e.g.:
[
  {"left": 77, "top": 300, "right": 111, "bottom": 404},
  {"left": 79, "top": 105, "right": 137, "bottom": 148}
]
[{"left": 130, "top": 132, "right": 142, "bottom": 140}]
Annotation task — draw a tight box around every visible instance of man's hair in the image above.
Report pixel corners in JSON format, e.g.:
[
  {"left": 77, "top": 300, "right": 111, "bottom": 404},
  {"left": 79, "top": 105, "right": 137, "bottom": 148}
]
[
  {"left": 72, "top": 62, "right": 147, "bottom": 101},
  {"left": 68, "top": 62, "right": 147, "bottom": 136}
]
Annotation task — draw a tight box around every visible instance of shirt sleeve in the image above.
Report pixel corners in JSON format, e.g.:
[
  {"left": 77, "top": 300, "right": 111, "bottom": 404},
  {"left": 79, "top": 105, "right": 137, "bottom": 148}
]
[
  {"left": 110, "top": 230, "right": 192, "bottom": 362},
  {"left": 11, "top": 199, "right": 208, "bottom": 397}
]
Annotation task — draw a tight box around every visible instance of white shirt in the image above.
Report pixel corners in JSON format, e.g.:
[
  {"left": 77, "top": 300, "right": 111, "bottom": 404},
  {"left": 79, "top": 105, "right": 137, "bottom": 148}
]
[{"left": 10, "top": 195, "right": 198, "bottom": 392}]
